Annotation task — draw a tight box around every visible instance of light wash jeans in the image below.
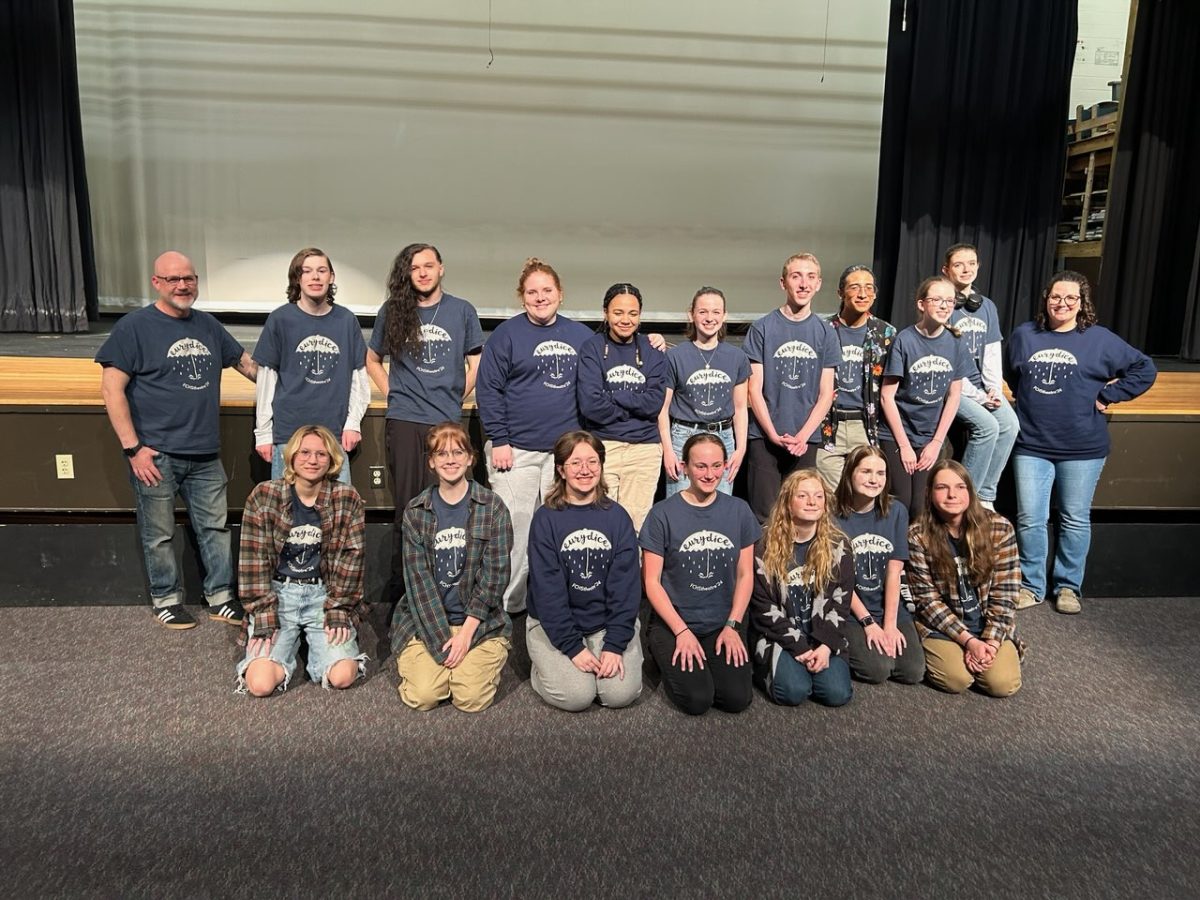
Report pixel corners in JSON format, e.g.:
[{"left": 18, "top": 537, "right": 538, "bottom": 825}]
[
  {"left": 237, "top": 580, "right": 366, "bottom": 691},
  {"left": 665, "top": 421, "right": 735, "bottom": 497},
  {"left": 130, "top": 452, "right": 232, "bottom": 609},
  {"left": 956, "top": 394, "right": 1019, "bottom": 502},
  {"left": 271, "top": 442, "right": 352, "bottom": 485},
  {"left": 1013, "top": 454, "right": 1106, "bottom": 600}
]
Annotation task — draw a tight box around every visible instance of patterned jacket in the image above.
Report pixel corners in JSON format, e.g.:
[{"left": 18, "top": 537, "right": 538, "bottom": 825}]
[
  {"left": 820, "top": 313, "right": 896, "bottom": 448},
  {"left": 749, "top": 534, "right": 854, "bottom": 664},
  {"left": 391, "top": 481, "right": 513, "bottom": 661},
  {"left": 239, "top": 478, "right": 367, "bottom": 638},
  {"left": 907, "top": 511, "right": 1025, "bottom": 653}
]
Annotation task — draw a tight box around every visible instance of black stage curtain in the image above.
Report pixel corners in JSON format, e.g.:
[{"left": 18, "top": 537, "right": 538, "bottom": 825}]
[
  {"left": 0, "top": 0, "right": 96, "bottom": 333},
  {"left": 1096, "top": 2, "right": 1200, "bottom": 360},
  {"left": 872, "top": 0, "right": 1077, "bottom": 332}
]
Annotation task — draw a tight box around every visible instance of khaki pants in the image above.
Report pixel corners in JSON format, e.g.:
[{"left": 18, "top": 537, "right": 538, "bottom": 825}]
[
  {"left": 485, "top": 443, "right": 556, "bottom": 613},
  {"left": 922, "top": 637, "right": 1022, "bottom": 697},
  {"left": 396, "top": 629, "right": 510, "bottom": 712},
  {"left": 814, "top": 417, "right": 869, "bottom": 490},
  {"left": 601, "top": 440, "right": 663, "bottom": 533}
]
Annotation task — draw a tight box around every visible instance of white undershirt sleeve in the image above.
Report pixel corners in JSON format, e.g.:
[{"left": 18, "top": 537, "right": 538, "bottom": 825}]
[{"left": 254, "top": 365, "right": 279, "bottom": 445}]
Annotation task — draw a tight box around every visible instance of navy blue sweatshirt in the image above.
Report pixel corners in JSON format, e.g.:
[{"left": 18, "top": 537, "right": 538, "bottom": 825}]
[
  {"left": 1006, "top": 321, "right": 1156, "bottom": 460},
  {"left": 476, "top": 312, "right": 594, "bottom": 452},
  {"left": 526, "top": 501, "right": 640, "bottom": 656},
  {"left": 576, "top": 332, "right": 667, "bottom": 443}
]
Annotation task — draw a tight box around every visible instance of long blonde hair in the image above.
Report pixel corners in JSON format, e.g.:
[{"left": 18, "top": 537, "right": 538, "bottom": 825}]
[{"left": 761, "top": 469, "right": 846, "bottom": 594}]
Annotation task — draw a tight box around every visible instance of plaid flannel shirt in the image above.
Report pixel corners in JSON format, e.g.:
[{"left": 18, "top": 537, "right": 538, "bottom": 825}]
[
  {"left": 907, "top": 512, "right": 1024, "bottom": 652},
  {"left": 239, "top": 478, "right": 366, "bottom": 639},
  {"left": 391, "top": 481, "right": 513, "bottom": 662},
  {"left": 820, "top": 313, "right": 896, "bottom": 448}
]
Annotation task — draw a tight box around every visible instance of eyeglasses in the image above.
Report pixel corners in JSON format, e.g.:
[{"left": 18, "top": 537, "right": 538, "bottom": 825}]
[
  {"left": 565, "top": 459, "right": 601, "bottom": 472},
  {"left": 843, "top": 284, "right": 877, "bottom": 296},
  {"left": 923, "top": 297, "right": 955, "bottom": 308},
  {"left": 155, "top": 275, "right": 199, "bottom": 286},
  {"left": 433, "top": 448, "right": 469, "bottom": 460},
  {"left": 296, "top": 449, "right": 330, "bottom": 461},
  {"left": 1048, "top": 294, "right": 1081, "bottom": 307}
]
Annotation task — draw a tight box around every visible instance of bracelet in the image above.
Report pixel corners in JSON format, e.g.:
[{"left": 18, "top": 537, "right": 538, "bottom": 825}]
[
  {"left": 724, "top": 618, "right": 740, "bottom": 629},
  {"left": 672, "top": 625, "right": 690, "bottom": 637}
]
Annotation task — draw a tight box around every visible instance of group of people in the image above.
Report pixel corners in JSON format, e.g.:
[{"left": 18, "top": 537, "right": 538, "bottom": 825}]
[{"left": 95, "top": 243, "right": 1156, "bottom": 713}]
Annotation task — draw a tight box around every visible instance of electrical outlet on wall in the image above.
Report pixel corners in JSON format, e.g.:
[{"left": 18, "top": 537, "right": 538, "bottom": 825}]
[
  {"left": 369, "top": 466, "right": 385, "bottom": 489},
  {"left": 55, "top": 454, "right": 75, "bottom": 479}
]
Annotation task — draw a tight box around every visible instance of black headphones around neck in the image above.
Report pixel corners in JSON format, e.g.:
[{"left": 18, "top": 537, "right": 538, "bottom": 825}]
[{"left": 956, "top": 292, "right": 983, "bottom": 313}]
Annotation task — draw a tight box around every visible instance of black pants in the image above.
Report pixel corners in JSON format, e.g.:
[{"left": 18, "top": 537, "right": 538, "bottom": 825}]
[
  {"left": 881, "top": 440, "right": 946, "bottom": 519},
  {"left": 844, "top": 617, "right": 925, "bottom": 685},
  {"left": 385, "top": 419, "right": 436, "bottom": 602},
  {"left": 647, "top": 617, "right": 752, "bottom": 716},
  {"left": 746, "top": 438, "right": 819, "bottom": 523}
]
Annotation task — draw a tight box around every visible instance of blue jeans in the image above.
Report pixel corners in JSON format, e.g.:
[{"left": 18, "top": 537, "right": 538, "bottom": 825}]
[
  {"left": 767, "top": 649, "right": 853, "bottom": 707},
  {"left": 666, "top": 421, "right": 735, "bottom": 497},
  {"left": 237, "top": 580, "right": 366, "bottom": 691},
  {"left": 956, "top": 394, "right": 1019, "bottom": 502},
  {"left": 130, "top": 452, "right": 232, "bottom": 609},
  {"left": 1013, "top": 454, "right": 1106, "bottom": 600},
  {"left": 271, "top": 442, "right": 351, "bottom": 485}
]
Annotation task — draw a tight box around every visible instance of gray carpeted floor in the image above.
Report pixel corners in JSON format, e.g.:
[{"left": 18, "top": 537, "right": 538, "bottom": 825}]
[{"left": 2, "top": 599, "right": 1197, "bottom": 899}]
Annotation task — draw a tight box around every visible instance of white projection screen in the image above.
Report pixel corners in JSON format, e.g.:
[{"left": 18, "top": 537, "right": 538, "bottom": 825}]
[{"left": 74, "top": 1, "right": 888, "bottom": 322}]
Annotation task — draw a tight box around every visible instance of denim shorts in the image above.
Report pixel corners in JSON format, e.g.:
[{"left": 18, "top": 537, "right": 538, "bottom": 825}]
[{"left": 236, "top": 579, "right": 366, "bottom": 692}]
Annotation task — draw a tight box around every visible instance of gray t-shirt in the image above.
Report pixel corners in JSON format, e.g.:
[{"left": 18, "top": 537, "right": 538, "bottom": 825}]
[
  {"left": 834, "top": 504, "right": 910, "bottom": 620},
  {"left": 743, "top": 309, "right": 841, "bottom": 441},
  {"left": 431, "top": 487, "right": 472, "bottom": 625},
  {"left": 369, "top": 293, "right": 483, "bottom": 425},
  {"left": 276, "top": 487, "right": 322, "bottom": 580},
  {"left": 833, "top": 321, "right": 868, "bottom": 410},
  {"left": 950, "top": 294, "right": 1002, "bottom": 389},
  {"left": 879, "top": 326, "right": 974, "bottom": 445},
  {"left": 666, "top": 341, "right": 750, "bottom": 423},
  {"left": 640, "top": 493, "right": 761, "bottom": 634}
]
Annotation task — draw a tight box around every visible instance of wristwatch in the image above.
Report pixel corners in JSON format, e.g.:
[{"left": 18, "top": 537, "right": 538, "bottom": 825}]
[
  {"left": 123, "top": 441, "right": 144, "bottom": 458},
  {"left": 858, "top": 614, "right": 876, "bottom": 627}
]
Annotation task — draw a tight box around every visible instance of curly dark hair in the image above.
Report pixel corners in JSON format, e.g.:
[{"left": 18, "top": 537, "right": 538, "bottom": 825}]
[
  {"left": 382, "top": 243, "right": 441, "bottom": 359},
  {"left": 1035, "top": 270, "right": 1097, "bottom": 332},
  {"left": 286, "top": 247, "right": 336, "bottom": 304}
]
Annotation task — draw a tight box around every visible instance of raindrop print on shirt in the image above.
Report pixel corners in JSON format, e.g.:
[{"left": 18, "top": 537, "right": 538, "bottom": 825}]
[
  {"left": 1028, "top": 348, "right": 1078, "bottom": 396},
  {"left": 837, "top": 344, "right": 864, "bottom": 392},
  {"left": 786, "top": 565, "right": 814, "bottom": 635},
  {"left": 434, "top": 526, "right": 467, "bottom": 589},
  {"left": 850, "top": 532, "right": 893, "bottom": 594},
  {"left": 284, "top": 524, "right": 322, "bottom": 572},
  {"left": 678, "top": 530, "right": 735, "bottom": 592},
  {"left": 773, "top": 340, "right": 817, "bottom": 389},
  {"left": 606, "top": 364, "right": 645, "bottom": 390},
  {"left": 684, "top": 367, "right": 732, "bottom": 411},
  {"left": 167, "top": 338, "right": 215, "bottom": 391},
  {"left": 533, "top": 340, "right": 578, "bottom": 389},
  {"left": 955, "top": 315, "right": 988, "bottom": 357},
  {"left": 417, "top": 324, "right": 453, "bottom": 375},
  {"left": 560, "top": 528, "right": 611, "bottom": 592},
  {"left": 295, "top": 335, "right": 340, "bottom": 385},
  {"left": 909, "top": 354, "right": 955, "bottom": 403}
]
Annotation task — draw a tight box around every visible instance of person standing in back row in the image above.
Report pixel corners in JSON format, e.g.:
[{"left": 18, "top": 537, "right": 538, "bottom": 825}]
[{"left": 744, "top": 252, "right": 841, "bottom": 522}]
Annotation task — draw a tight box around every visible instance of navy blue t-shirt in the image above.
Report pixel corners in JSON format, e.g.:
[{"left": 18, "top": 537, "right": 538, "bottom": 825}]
[
  {"left": 476, "top": 312, "right": 594, "bottom": 452},
  {"left": 834, "top": 504, "right": 910, "bottom": 620},
  {"left": 950, "top": 535, "right": 983, "bottom": 637},
  {"left": 254, "top": 302, "right": 367, "bottom": 443},
  {"left": 640, "top": 493, "right": 761, "bottom": 634},
  {"left": 431, "top": 487, "right": 471, "bottom": 625},
  {"left": 666, "top": 341, "right": 750, "bottom": 423},
  {"left": 276, "top": 487, "right": 322, "bottom": 580},
  {"left": 369, "top": 293, "right": 484, "bottom": 425},
  {"left": 832, "top": 321, "right": 868, "bottom": 410},
  {"left": 95, "top": 305, "right": 244, "bottom": 454},
  {"left": 743, "top": 309, "right": 841, "bottom": 441},
  {"left": 879, "top": 325, "right": 974, "bottom": 445},
  {"left": 949, "top": 294, "right": 1002, "bottom": 389}
]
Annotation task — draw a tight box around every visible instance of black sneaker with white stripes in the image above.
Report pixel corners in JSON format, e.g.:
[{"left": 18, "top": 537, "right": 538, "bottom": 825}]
[
  {"left": 153, "top": 604, "right": 197, "bottom": 630},
  {"left": 208, "top": 600, "right": 245, "bottom": 626}
]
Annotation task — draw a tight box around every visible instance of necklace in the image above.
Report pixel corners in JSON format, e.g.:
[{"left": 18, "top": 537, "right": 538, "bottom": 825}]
[{"left": 694, "top": 340, "right": 718, "bottom": 370}]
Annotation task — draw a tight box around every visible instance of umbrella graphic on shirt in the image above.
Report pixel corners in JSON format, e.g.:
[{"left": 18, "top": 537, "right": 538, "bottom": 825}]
[
  {"left": 685, "top": 367, "right": 731, "bottom": 407},
  {"left": 910, "top": 354, "right": 954, "bottom": 399},
  {"left": 167, "top": 338, "right": 213, "bottom": 383},
  {"left": 534, "top": 340, "right": 577, "bottom": 380},
  {"left": 420, "top": 324, "right": 452, "bottom": 365},
  {"left": 295, "top": 335, "right": 340, "bottom": 377},
  {"left": 1028, "top": 348, "right": 1077, "bottom": 387},
  {"left": 851, "top": 533, "right": 893, "bottom": 591},
  {"left": 838, "top": 344, "right": 863, "bottom": 389},
  {"left": 285, "top": 524, "right": 322, "bottom": 569},
  {"left": 561, "top": 528, "right": 611, "bottom": 580},
  {"left": 606, "top": 364, "right": 645, "bottom": 389},
  {"left": 680, "top": 530, "right": 735, "bottom": 579},
  {"left": 955, "top": 315, "right": 988, "bottom": 357},
  {"left": 774, "top": 341, "right": 817, "bottom": 384},
  {"left": 435, "top": 526, "right": 467, "bottom": 574}
]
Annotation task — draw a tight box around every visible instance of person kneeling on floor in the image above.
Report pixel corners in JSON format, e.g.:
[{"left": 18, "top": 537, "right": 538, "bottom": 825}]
[{"left": 237, "top": 425, "right": 368, "bottom": 696}]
